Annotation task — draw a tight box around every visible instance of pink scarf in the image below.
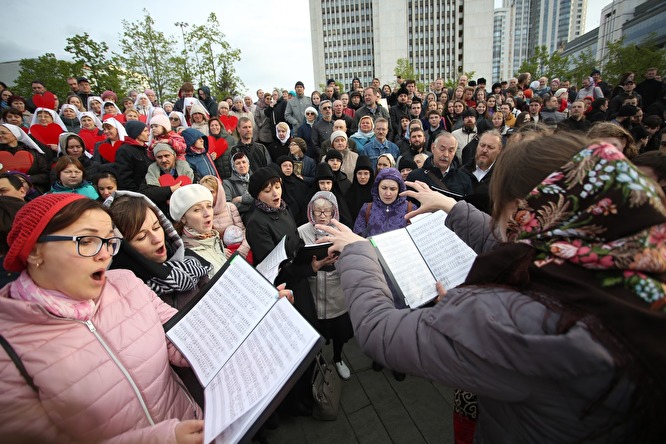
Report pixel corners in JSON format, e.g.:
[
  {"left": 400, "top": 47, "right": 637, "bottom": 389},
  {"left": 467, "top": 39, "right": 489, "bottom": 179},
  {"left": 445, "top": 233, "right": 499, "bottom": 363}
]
[{"left": 10, "top": 271, "right": 96, "bottom": 320}]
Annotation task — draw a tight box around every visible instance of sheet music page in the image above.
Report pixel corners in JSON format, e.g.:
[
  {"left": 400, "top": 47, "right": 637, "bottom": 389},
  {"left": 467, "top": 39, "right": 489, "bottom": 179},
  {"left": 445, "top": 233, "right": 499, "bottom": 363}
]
[
  {"left": 204, "top": 297, "right": 319, "bottom": 443},
  {"left": 255, "top": 235, "right": 288, "bottom": 283},
  {"left": 166, "top": 257, "right": 278, "bottom": 387},
  {"left": 407, "top": 210, "right": 477, "bottom": 289},
  {"left": 370, "top": 229, "right": 437, "bottom": 308}
]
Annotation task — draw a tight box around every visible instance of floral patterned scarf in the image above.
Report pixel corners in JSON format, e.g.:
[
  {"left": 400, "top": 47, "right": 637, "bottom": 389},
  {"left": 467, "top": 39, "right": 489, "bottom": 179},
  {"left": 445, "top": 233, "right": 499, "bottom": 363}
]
[
  {"left": 465, "top": 143, "right": 666, "bottom": 437},
  {"left": 506, "top": 143, "right": 666, "bottom": 307}
]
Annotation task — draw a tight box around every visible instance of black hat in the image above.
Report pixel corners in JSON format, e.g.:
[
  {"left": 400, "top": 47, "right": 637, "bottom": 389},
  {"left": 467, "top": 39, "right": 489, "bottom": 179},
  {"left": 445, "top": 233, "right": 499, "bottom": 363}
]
[
  {"left": 491, "top": 82, "right": 502, "bottom": 91},
  {"left": 398, "top": 158, "right": 417, "bottom": 171},
  {"left": 325, "top": 150, "right": 343, "bottom": 163},
  {"left": 590, "top": 68, "right": 601, "bottom": 76},
  {"left": 276, "top": 155, "right": 293, "bottom": 167},
  {"left": 315, "top": 163, "right": 335, "bottom": 181},
  {"left": 477, "top": 77, "right": 487, "bottom": 85},
  {"left": 295, "top": 81, "right": 305, "bottom": 88},
  {"left": 248, "top": 167, "right": 280, "bottom": 199},
  {"left": 461, "top": 108, "right": 477, "bottom": 119},
  {"left": 77, "top": 77, "right": 90, "bottom": 84},
  {"left": 326, "top": 78, "right": 336, "bottom": 85},
  {"left": 397, "top": 86, "right": 409, "bottom": 96},
  {"left": 125, "top": 120, "right": 147, "bottom": 139}
]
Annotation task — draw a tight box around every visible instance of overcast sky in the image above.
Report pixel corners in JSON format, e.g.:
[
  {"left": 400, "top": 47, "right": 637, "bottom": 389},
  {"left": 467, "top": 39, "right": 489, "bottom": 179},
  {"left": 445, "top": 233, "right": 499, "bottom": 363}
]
[{"left": 3, "top": 0, "right": 610, "bottom": 100}]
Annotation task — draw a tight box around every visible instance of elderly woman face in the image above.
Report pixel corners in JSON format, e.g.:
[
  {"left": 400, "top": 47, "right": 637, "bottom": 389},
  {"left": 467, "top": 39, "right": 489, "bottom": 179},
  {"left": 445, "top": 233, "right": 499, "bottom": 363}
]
[
  {"left": 280, "top": 161, "right": 293, "bottom": 176},
  {"left": 31, "top": 208, "right": 118, "bottom": 301},
  {"left": 234, "top": 156, "right": 250, "bottom": 175},
  {"left": 289, "top": 141, "right": 302, "bottom": 156},
  {"left": 11, "top": 100, "right": 25, "bottom": 112},
  {"left": 5, "top": 112, "right": 23, "bottom": 126},
  {"left": 90, "top": 100, "right": 102, "bottom": 114},
  {"left": 244, "top": 96, "right": 253, "bottom": 107},
  {"left": 376, "top": 156, "right": 392, "bottom": 171},
  {"left": 378, "top": 179, "right": 399, "bottom": 205},
  {"left": 0, "top": 125, "right": 18, "bottom": 145},
  {"left": 359, "top": 118, "right": 373, "bottom": 132},
  {"left": 80, "top": 116, "right": 96, "bottom": 130},
  {"left": 182, "top": 200, "right": 214, "bottom": 233},
  {"left": 305, "top": 110, "right": 316, "bottom": 122},
  {"left": 163, "top": 103, "right": 173, "bottom": 113},
  {"left": 233, "top": 99, "right": 244, "bottom": 111},
  {"left": 103, "top": 124, "right": 119, "bottom": 141},
  {"left": 312, "top": 198, "right": 333, "bottom": 225},
  {"left": 37, "top": 110, "right": 53, "bottom": 126},
  {"left": 62, "top": 107, "right": 77, "bottom": 119},
  {"left": 333, "top": 136, "right": 347, "bottom": 151},
  {"left": 138, "top": 96, "right": 149, "bottom": 107}
]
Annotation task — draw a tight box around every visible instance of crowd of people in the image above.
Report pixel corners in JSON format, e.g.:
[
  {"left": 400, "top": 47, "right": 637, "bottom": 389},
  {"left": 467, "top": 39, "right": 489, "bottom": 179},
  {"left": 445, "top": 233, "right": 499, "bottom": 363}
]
[{"left": 0, "top": 67, "right": 665, "bottom": 443}]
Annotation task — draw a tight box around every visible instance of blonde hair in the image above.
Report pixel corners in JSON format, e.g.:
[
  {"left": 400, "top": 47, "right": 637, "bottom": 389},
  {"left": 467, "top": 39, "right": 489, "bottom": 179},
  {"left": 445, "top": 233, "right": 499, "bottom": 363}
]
[{"left": 198, "top": 175, "right": 218, "bottom": 193}]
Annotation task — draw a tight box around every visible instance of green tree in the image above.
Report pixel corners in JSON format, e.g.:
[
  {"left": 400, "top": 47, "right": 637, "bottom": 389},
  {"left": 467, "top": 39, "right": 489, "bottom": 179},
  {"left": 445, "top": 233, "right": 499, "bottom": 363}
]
[
  {"left": 517, "top": 46, "right": 570, "bottom": 81},
  {"left": 114, "top": 9, "right": 181, "bottom": 102},
  {"left": 444, "top": 70, "right": 475, "bottom": 89},
  {"left": 603, "top": 34, "right": 666, "bottom": 86},
  {"left": 64, "top": 33, "right": 125, "bottom": 94},
  {"left": 183, "top": 13, "right": 243, "bottom": 100},
  {"left": 566, "top": 48, "right": 598, "bottom": 85},
  {"left": 12, "top": 53, "right": 83, "bottom": 100},
  {"left": 393, "top": 58, "right": 428, "bottom": 91}
]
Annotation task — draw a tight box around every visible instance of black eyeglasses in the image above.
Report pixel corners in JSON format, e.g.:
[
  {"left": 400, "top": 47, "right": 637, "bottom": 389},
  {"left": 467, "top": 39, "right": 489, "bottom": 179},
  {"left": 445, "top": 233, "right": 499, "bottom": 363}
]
[{"left": 37, "top": 235, "right": 122, "bottom": 257}]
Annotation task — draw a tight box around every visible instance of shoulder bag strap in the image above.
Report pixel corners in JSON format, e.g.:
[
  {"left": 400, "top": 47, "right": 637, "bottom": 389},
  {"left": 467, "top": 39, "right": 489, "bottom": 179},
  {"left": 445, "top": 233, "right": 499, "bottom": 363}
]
[{"left": 0, "top": 334, "right": 38, "bottom": 393}]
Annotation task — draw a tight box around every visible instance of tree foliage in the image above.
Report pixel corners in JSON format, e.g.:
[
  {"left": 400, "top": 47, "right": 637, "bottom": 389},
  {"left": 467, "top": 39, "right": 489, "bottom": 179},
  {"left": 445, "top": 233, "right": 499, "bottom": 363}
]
[
  {"left": 567, "top": 49, "right": 598, "bottom": 85},
  {"left": 64, "top": 33, "right": 125, "bottom": 94},
  {"left": 12, "top": 53, "right": 83, "bottom": 100},
  {"left": 393, "top": 58, "right": 428, "bottom": 91},
  {"left": 182, "top": 13, "right": 243, "bottom": 99},
  {"left": 603, "top": 34, "right": 666, "bottom": 86},
  {"left": 113, "top": 9, "right": 181, "bottom": 102},
  {"left": 517, "top": 46, "right": 570, "bottom": 81}
]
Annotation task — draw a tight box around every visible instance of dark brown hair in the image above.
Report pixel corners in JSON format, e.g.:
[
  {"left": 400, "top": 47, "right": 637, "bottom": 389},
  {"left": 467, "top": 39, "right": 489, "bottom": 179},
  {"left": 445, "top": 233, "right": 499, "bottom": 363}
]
[{"left": 109, "top": 195, "right": 158, "bottom": 241}]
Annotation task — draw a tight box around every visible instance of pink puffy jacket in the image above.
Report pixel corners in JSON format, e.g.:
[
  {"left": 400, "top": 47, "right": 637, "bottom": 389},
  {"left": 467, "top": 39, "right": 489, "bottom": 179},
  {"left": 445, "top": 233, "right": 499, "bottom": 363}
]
[{"left": 0, "top": 270, "right": 202, "bottom": 443}]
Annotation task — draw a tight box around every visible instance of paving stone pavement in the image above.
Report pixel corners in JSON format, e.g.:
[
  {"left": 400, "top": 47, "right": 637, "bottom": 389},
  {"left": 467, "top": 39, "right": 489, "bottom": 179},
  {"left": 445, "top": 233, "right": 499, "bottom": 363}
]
[{"left": 260, "top": 337, "right": 455, "bottom": 444}]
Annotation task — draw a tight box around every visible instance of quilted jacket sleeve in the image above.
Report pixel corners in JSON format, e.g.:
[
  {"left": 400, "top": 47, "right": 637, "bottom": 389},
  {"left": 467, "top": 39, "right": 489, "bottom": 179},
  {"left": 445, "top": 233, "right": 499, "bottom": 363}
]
[{"left": 445, "top": 200, "right": 499, "bottom": 254}]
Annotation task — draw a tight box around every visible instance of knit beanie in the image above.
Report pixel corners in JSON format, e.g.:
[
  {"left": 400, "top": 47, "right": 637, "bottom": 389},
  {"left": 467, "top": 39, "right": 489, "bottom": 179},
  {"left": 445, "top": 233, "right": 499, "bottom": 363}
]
[
  {"left": 153, "top": 142, "right": 176, "bottom": 157},
  {"left": 330, "top": 130, "right": 348, "bottom": 143},
  {"left": 325, "top": 149, "right": 344, "bottom": 163},
  {"left": 398, "top": 157, "right": 417, "bottom": 171},
  {"left": 249, "top": 167, "right": 281, "bottom": 199},
  {"left": 169, "top": 184, "right": 214, "bottom": 221},
  {"left": 149, "top": 114, "right": 171, "bottom": 133},
  {"left": 181, "top": 128, "right": 205, "bottom": 149},
  {"left": 305, "top": 106, "right": 318, "bottom": 117},
  {"left": 4, "top": 194, "right": 86, "bottom": 272},
  {"left": 125, "top": 120, "right": 147, "bottom": 140},
  {"left": 222, "top": 225, "right": 244, "bottom": 246}
]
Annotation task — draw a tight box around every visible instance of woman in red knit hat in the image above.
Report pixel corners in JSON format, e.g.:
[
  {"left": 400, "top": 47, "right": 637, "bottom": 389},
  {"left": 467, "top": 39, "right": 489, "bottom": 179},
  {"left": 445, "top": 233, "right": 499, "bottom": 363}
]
[{"left": 0, "top": 194, "right": 204, "bottom": 443}]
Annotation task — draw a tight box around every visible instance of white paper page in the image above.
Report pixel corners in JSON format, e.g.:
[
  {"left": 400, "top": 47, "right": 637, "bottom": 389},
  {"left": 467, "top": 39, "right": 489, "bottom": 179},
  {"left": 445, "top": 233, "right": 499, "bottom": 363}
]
[
  {"left": 255, "top": 236, "right": 288, "bottom": 283},
  {"left": 204, "top": 298, "right": 319, "bottom": 443},
  {"left": 407, "top": 210, "right": 477, "bottom": 289},
  {"left": 166, "top": 257, "right": 278, "bottom": 387},
  {"left": 370, "top": 229, "right": 437, "bottom": 308}
]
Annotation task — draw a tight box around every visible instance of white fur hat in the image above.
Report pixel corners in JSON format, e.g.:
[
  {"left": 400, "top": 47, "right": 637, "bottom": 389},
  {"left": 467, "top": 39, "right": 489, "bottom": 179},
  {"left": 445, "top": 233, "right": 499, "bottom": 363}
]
[{"left": 169, "top": 184, "right": 214, "bottom": 221}]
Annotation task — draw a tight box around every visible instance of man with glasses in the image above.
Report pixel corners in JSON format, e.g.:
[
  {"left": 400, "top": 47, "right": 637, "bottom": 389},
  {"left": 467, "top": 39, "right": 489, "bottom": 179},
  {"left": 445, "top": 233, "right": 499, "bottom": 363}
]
[{"left": 312, "top": 100, "right": 335, "bottom": 154}]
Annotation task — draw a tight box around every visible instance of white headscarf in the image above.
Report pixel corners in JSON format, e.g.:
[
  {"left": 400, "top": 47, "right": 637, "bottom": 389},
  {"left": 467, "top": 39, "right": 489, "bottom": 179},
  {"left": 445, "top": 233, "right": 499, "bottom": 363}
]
[
  {"left": 29, "top": 107, "right": 68, "bottom": 132},
  {"left": 102, "top": 117, "right": 128, "bottom": 142},
  {"left": 57, "top": 132, "right": 93, "bottom": 158},
  {"left": 87, "top": 96, "right": 103, "bottom": 115},
  {"left": 1, "top": 123, "right": 44, "bottom": 153},
  {"left": 59, "top": 104, "right": 81, "bottom": 119},
  {"left": 101, "top": 101, "right": 123, "bottom": 118},
  {"left": 78, "top": 111, "right": 103, "bottom": 130},
  {"left": 169, "top": 111, "right": 189, "bottom": 129}
]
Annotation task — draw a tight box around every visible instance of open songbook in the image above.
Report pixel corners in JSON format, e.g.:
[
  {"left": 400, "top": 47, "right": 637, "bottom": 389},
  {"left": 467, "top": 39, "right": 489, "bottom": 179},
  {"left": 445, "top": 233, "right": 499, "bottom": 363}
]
[
  {"left": 164, "top": 254, "right": 322, "bottom": 443},
  {"left": 369, "top": 210, "right": 477, "bottom": 308}
]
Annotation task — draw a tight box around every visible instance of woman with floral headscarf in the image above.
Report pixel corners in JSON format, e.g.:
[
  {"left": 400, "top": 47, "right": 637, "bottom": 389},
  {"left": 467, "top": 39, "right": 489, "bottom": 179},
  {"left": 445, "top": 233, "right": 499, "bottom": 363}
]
[
  {"left": 318, "top": 132, "right": 666, "bottom": 443},
  {"left": 298, "top": 191, "right": 354, "bottom": 380}
]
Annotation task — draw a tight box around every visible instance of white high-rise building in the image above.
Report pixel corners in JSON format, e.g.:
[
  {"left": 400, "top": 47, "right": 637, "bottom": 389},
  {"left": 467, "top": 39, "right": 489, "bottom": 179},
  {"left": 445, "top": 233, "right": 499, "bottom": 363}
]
[
  {"left": 309, "top": 0, "right": 494, "bottom": 89},
  {"left": 492, "top": 7, "right": 510, "bottom": 83},
  {"left": 497, "top": 0, "right": 587, "bottom": 83}
]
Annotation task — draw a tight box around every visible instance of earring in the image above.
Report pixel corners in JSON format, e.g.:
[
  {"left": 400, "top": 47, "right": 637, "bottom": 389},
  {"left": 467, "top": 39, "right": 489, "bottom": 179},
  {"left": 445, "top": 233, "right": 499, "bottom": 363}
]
[{"left": 35, "top": 262, "right": 41, "bottom": 269}]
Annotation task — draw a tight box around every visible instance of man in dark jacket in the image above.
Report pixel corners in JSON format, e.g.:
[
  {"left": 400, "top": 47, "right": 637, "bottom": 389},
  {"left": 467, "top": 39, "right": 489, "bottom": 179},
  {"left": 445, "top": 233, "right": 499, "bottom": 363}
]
[
  {"left": 114, "top": 120, "right": 176, "bottom": 213},
  {"left": 173, "top": 82, "right": 196, "bottom": 114},
  {"left": 389, "top": 86, "right": 410, "bottom": 136},
  {"left": 216, "top": 117, "right": 271, "bottom": 178},
  {"left": 462, "top": 130, "right": 503, "bottom": 214},
  {"left": 197, "top": 86, "right": 218, "bottom": 118},
  {"left": 557, "top": 101, "right": 591, "bottom": 133},
  {"left": 406, "top": 132, "right": 472, "bottom": 199}
]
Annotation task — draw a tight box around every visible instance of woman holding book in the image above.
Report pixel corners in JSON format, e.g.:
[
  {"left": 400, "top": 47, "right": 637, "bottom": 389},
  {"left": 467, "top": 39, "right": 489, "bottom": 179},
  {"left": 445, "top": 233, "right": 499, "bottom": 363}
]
[
  {"left": 316, "top": 132, "right": 666, "bottom": 443},
  {"left": 0, "top": 194, "right": 203, "bottom": 443},
  {"left": 246, "top": 167, "right": 336, "bottom": 415},
  {"left": 297, "top": 191, "right": 354, "bottom": 380}
]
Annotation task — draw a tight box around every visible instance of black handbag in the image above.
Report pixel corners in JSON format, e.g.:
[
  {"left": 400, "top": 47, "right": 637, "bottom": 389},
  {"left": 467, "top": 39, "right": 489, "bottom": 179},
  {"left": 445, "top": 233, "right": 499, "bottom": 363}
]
[{"left": 311, "top": 352, "right": 342, "bottom": 421}]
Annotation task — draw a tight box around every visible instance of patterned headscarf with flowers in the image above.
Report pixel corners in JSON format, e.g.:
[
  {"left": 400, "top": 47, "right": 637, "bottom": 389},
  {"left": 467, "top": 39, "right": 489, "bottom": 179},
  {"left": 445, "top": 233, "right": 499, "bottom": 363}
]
[
  {"left": 506, "top": 142, "right": 666, "bottom": 308},
  {"left": 465, "top": 142, "right": 666, "bottom": 438}
]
